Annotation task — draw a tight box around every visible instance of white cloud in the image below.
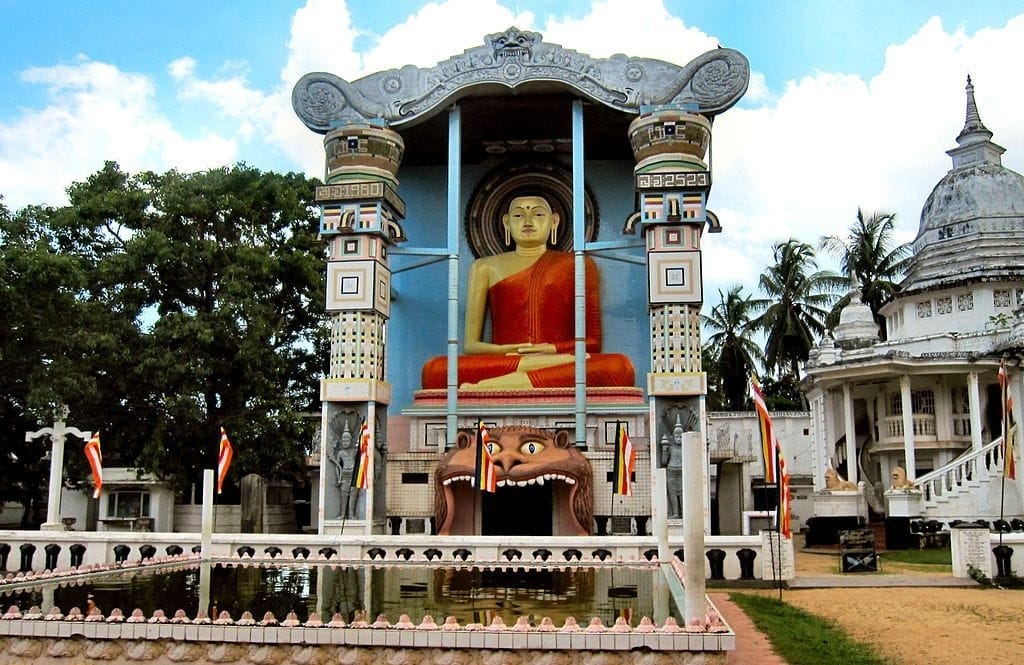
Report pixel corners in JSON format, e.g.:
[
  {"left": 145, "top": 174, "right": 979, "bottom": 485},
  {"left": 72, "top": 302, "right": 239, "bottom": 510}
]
[
  {"left": 704, "top": 14, "right": 1024, "bottom": 303},
  {"left": 0, "top": 56, "right": 236, "bottom": 210}
]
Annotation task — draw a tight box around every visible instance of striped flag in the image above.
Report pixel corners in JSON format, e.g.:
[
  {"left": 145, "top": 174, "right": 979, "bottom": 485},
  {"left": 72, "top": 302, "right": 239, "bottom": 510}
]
[
  {"left": 354, "top": 421, "right": 371, "bottom": 489},
  {"left": 84, "top": 432, "right": 103, "bottom": 498},
  {"left": 750, "top": 375, "right": 792, "bottom": 538},
  {"left": 474, "top": 421, "right": 497, "bottom": 493},
  {"left": 750, "top": 375, "right": 779, "bottom": 483},
  {"left": 999, "top": 360, "right": 1017, "bottom": 480},
  {"left": 217, "top": 427, "right": 234, "bottom": 494},
  {"left": 612, "top": 421, "right": 637, "bottom": 496}
]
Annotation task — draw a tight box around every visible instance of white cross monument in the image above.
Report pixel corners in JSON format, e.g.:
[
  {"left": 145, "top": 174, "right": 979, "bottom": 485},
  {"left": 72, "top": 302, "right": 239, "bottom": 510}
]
[{"left": 25, "top": 406, "right": 91, "bottom": 531}]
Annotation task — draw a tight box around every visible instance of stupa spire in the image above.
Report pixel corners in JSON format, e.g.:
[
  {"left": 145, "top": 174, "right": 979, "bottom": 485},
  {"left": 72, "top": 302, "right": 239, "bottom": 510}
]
[
  {"left": 956, "top": 75, "right": 993, "bottom": 145},
  {"left": 947, "top": 75, "right": 1004, "bottom": 169}
]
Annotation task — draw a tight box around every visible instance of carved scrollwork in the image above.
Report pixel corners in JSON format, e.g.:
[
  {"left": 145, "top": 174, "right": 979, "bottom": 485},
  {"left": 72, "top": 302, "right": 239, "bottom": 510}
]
[{"left": 292, "top": 28, "right": 749, "bottom": 133}]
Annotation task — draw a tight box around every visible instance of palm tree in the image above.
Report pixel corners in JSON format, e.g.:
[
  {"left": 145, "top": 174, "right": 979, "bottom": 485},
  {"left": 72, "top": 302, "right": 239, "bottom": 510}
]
[
  {"left": 753, "top": 239, "right": 844, "bottom": 379},
  {"left": 820, "top": 209, "right": 911, "bottom": 339},
  {"left": 703, "top": 285, "right": 763, "bottom": 410}
]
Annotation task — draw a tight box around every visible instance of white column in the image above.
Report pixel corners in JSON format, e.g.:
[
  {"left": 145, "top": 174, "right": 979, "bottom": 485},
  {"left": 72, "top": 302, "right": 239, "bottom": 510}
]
[
  {"left": 900, "top": 375, "right": 917, "bottom": 481},
  {"left": 968, "top": 372, "right": 983, "bottom": 451},
  {"left": 681, "top": 431, "right": 705, "bottom": 624},
  {"left": 25, "top": 413, "right": 91, "bottom": 531},
  {"left": 365, "top": 402, "right": 377, "bottom": 535},
  {"left": 810, "top": 393, "right": 826, "bottom": 491},
  {"left": 843, "top": 383, "right": 857, "bottom": 483}
]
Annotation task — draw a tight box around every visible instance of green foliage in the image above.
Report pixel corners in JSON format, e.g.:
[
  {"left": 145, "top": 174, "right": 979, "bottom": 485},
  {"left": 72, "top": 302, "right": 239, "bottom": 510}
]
[
  {"left": 703, "top": 285, "right": 763, "bottom": 410},
  {"left": 731, "top": 593, "right": 894, "bottom": 665},
  {"left": 753, "top": 239, "right": 844, "bottom": 380},
  {"left": 0, "top": 163, "right": 327, "bottom": 507},
  {"left": 820, "top": 209, "right": 910, "bottom": 340}
]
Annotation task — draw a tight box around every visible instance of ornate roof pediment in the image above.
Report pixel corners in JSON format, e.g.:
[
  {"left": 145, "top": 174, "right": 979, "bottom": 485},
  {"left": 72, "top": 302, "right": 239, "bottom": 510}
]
[{"left": 293, "top": 27, "right": 749, "bottom": 133}]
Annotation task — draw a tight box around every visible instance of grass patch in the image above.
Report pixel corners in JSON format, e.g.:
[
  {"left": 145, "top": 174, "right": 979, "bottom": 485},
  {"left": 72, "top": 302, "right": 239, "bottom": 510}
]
[
  {"left": 882, "top": 547, "right": 951, "bottom": 566},
  {"left": 731, "top": 593, "right": 894, "bottom": 665}
]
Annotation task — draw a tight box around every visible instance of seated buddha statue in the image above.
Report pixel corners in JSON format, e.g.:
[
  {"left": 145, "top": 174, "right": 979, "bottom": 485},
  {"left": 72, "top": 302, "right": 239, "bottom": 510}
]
[{"left": 421, "top": 195, "right": 635, "bottom": 391}]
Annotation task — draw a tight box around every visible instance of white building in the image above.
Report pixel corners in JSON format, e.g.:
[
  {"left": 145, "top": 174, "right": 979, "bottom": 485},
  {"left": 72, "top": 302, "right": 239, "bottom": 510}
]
[{"left": 803, "top": 78, "right": 1024, "bottom": 541}]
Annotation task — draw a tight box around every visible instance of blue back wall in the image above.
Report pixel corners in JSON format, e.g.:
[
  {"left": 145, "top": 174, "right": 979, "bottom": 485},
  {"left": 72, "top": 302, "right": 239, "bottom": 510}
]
[{"left": 386, "top": 159, "right": 650, "bottom": 410}]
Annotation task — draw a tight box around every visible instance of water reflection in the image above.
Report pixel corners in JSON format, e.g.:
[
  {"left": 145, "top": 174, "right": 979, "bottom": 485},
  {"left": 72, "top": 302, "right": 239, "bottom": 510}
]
[{"left": 2, "top": 564, "right": 675, "bottom": 626}]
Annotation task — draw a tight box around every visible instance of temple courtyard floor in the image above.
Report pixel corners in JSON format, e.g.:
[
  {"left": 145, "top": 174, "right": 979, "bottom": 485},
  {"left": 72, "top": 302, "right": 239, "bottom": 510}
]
[{"left": 715, "top": 534, "right": 1024, "bottom": 664}]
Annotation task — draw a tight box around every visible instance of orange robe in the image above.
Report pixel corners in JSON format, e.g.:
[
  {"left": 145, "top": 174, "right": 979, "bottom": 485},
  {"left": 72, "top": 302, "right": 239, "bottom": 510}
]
[{"left": 421, "top": 252, "right": 635, "bottom": 388}]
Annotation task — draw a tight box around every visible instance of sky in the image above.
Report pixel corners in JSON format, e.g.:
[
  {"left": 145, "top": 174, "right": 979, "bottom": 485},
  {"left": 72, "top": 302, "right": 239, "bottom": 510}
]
[{"left": 3, "top": 0, "right": 1024, "bottom": 303}]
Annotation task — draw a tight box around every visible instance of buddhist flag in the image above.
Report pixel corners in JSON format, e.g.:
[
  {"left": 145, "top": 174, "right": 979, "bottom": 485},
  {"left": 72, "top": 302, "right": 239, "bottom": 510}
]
[
  {"left": 84, "top": 432, "right": 103, "bottom": 498},
  {"left": 354, "top": 421, "right": 371, "bottom": 490},
  {"left": 217, "top": 427, "right": 234, "bottom": 494},
  {"left": 751, "top": 375, "right": 792, "bottom": 538},
  {"left": 750, "top": 375, "right": 779, "bottom": 483},
  {"left": 474, "top": 421, "right": 497, "bottom": 493},
  {"left": 612, "top": 421, "right": 636, "bottom": 496},
  {"left": 999, "top": 360, "right": 1017, "bottom": 480}
]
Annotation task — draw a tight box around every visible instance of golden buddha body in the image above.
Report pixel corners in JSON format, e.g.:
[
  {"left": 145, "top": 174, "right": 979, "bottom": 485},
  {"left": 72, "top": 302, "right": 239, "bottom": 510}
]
[{"left": 421, "top": 195, "right": 635, "bottom": 390}]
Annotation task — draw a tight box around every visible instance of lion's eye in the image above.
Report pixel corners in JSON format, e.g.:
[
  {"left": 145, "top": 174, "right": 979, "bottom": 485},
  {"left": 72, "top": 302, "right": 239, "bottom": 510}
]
[
  {"left": 486, "top": 442, "right": 498, "bottom": 455},
  {"left": 520, "top": 441, "right": 544, "bottom": 455}
]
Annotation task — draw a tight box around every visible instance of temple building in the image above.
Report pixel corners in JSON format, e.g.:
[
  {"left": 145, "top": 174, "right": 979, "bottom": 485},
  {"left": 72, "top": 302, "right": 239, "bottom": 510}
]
[
  {"left": 803, "top": 77, "right": 1024, "bottom": 543},
  {"left": 291, "top": 26, "right": 750, "bottom": 556}
]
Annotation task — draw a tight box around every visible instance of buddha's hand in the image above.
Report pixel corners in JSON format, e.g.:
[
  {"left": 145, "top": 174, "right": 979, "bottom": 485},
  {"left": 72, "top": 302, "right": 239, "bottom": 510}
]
[{"left": 510, "top": 343, "right": 558, "bottom": 355}]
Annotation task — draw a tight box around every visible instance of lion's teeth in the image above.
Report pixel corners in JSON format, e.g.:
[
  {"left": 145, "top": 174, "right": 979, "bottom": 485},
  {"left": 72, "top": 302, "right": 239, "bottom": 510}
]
[
  {"left": 497, "top": 479, "right": 507, "bottom": 488},
  {"left": 535, "top": 476, "right": 545, "bottom": 486},
  {"left": 565, "top": 477, "right": 575, "bottom": 485}
]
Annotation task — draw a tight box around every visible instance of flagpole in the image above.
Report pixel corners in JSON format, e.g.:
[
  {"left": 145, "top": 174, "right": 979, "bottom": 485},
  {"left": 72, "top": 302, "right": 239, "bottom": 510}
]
[
  {"left": 611, "top": 421, "right": 619, "bottom": 531},
  {"left": 775, "top": 445, "right": 784, "bottom": 600}
]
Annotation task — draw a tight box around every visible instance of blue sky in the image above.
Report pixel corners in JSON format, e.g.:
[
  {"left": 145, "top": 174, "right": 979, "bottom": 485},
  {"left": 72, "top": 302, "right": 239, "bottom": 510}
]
[{"left": 3, "top": 0, "right": 1024, "bottom": 297}]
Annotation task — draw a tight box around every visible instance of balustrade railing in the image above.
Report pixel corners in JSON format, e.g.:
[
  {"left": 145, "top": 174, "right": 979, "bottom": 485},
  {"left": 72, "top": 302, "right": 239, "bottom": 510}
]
[
  {"left": 914, "top": 435, "right": 1007, "bottom": 502},
  {"left": 881, "top": 414, "right": 937, "bottom": 442}
]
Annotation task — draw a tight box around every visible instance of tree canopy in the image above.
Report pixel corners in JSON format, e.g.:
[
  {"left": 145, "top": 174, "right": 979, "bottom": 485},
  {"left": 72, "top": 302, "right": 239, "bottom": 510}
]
[
  {"left": 820, "top": 209, "right": 910, "bottom": 339},
  {"left": 753, "top": 239, "right": 844, "bottom": 381},
  {"left": 703, "top": 285, "right": 763, "bottom": 410},
  {"left": 0, "top": 163, "right": 326, "bottom": 518}
]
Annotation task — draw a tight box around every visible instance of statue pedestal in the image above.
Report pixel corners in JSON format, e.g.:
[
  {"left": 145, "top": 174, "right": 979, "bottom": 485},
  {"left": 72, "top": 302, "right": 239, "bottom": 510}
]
[
  {"left": 812, "top": 489, "right": 866, "bottom": 518},
  {"left": 411, "top": 386, "right": 644, "bottom": 407},
  {"left": 807, "top": 489, "right": 866, "bottom": 547},
  {"left": 884, "top": 489, "right": 923, "bottom": 518}
]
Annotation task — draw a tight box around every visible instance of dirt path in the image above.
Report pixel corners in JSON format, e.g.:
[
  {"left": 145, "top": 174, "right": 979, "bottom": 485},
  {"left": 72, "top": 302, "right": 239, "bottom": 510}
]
[{"left": 728, "top": 539, "right": 1024, "bottom": 665}]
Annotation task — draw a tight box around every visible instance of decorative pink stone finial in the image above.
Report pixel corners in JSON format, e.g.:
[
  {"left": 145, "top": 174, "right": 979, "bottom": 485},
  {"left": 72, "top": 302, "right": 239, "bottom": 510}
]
[
  {"left": 610, "top": 617, "right": 632, "bottom": 633},
  {"left": 659, "top": 617, "right": 682, "bottom": 633},
  {"left": 512, "top": 616, "right": 532, "bottom": 632},
  {"left": 560, "top": 616, "right": 580, "bottom": 633},
  {"left": 536, "top": 617, "right": 557, "bottom": 632},
  {"left": 441, "top": 616, "right": 461, "bottom": 631},
  {"left": 259, "top": 611, "right": 279, "bottom": 626},
  {"left": 417, "top": 615, "right": 439, "bottom": 630},
  {"left": 305, "top": 612, "right": 323, "bottom": 628},
  {"left": 584, "top": 617, "right": 607, "bottom": 633},
  {"left": 635, "top": 616, "right": 656, "bottom": 633}
]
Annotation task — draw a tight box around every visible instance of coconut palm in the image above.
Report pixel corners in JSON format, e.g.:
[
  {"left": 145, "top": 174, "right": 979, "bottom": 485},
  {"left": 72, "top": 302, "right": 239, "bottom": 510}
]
[
  {"left": 753, "top": 239, "right": 844, "bottom": 379},
  {"left": 820, "top": 209, "right": 911, "bottom": 339},
  {"left": 703, "top": 285, "right": 763, "bottom": 410}
]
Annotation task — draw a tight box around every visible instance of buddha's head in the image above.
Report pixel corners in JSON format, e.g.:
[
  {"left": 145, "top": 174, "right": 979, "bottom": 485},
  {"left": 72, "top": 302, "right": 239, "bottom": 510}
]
[{"left": 502, "top": 195, "right": 559, "bottom": 249}]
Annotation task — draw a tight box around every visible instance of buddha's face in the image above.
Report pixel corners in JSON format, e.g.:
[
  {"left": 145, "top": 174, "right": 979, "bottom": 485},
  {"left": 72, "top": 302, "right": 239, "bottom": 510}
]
[{"left": 503, "top": 196, "right": 559, "bottom": 248}]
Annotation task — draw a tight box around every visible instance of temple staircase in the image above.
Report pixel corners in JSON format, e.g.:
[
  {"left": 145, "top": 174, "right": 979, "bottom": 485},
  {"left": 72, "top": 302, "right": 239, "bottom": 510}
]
[{"left": 914, "top": 432, "right": 1012, "bottom": 520}]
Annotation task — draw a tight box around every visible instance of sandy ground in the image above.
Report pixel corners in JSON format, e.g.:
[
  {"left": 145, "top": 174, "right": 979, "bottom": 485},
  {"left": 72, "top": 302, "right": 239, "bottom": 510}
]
[{"left": 737, "top": 540, "right": 1024, "bottom": 665}]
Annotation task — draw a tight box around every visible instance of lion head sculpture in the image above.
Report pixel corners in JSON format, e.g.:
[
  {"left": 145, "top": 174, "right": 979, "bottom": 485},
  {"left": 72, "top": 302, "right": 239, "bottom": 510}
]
[
  {"left": 434, "top": 426, "right": 593, "bottom": 536},
  {"left": 890, "top": 466, "right": 916, "bottom": 490},
  {"left": 824, "top": 467, "right": 858, "bottom": 491}
]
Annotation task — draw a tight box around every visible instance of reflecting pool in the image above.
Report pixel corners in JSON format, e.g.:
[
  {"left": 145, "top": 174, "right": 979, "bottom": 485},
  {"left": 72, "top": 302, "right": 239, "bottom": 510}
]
[{"left": 2, "top": 563, "right": 679, "bottom": 626}]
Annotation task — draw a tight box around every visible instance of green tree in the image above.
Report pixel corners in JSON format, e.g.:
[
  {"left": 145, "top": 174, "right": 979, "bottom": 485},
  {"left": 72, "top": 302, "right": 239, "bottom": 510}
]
[
  {"left": 0, "top": 197, "right": 108, "bottom": 524},
  {"left": 2, "top": 163, "right": 327, "bottom": 508},
  {"left": 820, "top": 209, "right": 910, "bottom": 339},
  {"left": 754, "top": 239, "right": 843, "bottom": 380},
  {"left": 703, "top": 285, "right": 763, "bottom": 410}
]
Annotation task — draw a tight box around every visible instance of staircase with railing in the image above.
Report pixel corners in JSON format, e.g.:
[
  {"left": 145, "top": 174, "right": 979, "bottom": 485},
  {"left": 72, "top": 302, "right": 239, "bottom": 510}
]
[{"left": 913, "top": 431, "right": 1010, "bottom": 519}]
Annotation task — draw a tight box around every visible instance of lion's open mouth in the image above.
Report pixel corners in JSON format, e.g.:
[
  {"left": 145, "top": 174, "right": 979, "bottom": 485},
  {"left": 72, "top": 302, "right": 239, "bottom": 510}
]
[
  {"left": 433, "top": 426, "right": 594, "bottom": 536},
  {"left": 440, "top": 473, "right": 577, "bottom": 488}
]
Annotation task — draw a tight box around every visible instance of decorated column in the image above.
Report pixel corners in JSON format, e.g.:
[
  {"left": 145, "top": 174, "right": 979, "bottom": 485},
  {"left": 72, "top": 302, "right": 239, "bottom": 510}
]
[
  {"left": 628, "top": 106, "right": 715, "bottom": 623},
  {"left": 316, "top": 121, "right": 405, "bottom": 535}
]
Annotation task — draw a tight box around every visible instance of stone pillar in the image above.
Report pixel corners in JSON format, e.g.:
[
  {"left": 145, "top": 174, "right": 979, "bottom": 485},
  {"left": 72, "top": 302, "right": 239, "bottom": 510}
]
[
  {"left": 843, "top": 382, "right": 857, "bottom": 483},
  {"left": 968, "top": 372, "right": 983, "bottom": 452},
  {"left": 628, "top": 107, "right": 714, "bottom": 623},
  {"left": 316, "top": 122, "right": 405, "bottom": 535},
  {"left": 900, "top": 375, "right": 917, "bottom": 481}
]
